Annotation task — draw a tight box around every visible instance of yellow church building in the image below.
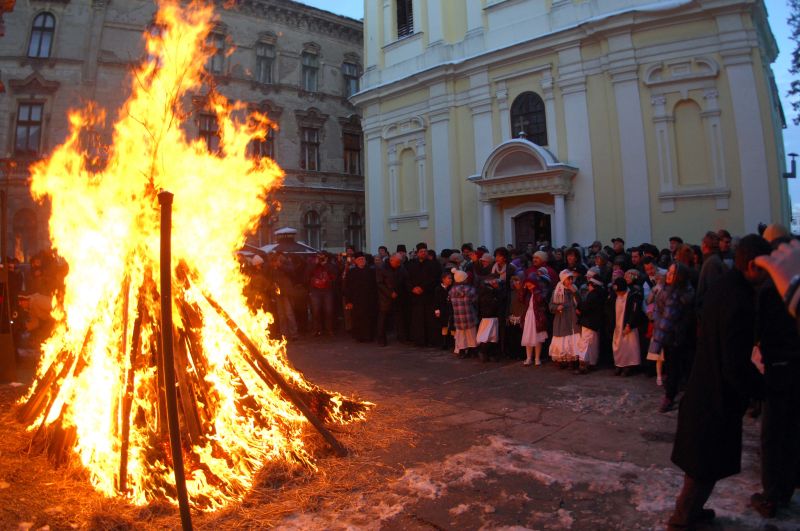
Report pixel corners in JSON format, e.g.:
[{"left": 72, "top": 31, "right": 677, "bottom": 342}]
[{"left": 352, "top": 0, "right": 791, "bottom": 252}]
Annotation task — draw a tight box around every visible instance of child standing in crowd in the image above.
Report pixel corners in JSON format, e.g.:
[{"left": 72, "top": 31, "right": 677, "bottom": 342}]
[
  {"left": 522, "top": 272, "right": 549, "bottom": 366},
  {"left": 434, "top": 271, "right": 453, "bottom": 351},
  {"left": 549, "top": 270, "right": 580, "bottom": 368},
  {"left": 505, "top": 271, "right": 527, "bottom": 360},
  {"left": 611, "top": 277, "right": 643, "bottom": 376},
  {"left": 448, "top": 268, "right": 478, "bottom": 358},
  {"left": 576, "top": 274, "right": 606, "bottom": 373},
  {"left": 476, "top": 275, "right": 506, "bottom": 362}
]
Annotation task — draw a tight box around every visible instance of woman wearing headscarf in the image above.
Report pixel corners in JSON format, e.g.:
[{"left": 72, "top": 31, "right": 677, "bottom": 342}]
[
  {"left": 548, "top": 269, "right": 581, "bottom": 368},
  {"left": 649, "top": 262, "right": 694, "bottom": 412}
]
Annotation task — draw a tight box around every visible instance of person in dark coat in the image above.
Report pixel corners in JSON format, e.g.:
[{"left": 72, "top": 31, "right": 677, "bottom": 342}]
[
  {"left": 433, "top": 271, "right": 453, "bottom": 350},
  {"left": 667, "top": 235, "right": 770, "bottom": 530},
  {"left": 343, "top": 253, "right": 377, "bottom": 343},
  {"left": 375, "top": 253, "right": 408, "bottom": 346},
  {"left": 575, "top": 276, "right": 606, "bottom": 372},
  {"left": 405, "top": 242, "right": 441, "bottom": 347},
  {"left": 750, "top": 274, "right": 800, "bottom": 517}
]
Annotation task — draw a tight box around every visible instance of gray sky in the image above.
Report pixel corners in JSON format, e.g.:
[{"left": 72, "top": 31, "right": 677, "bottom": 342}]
[{"left": 298, "top": 0, "right": 799, "bottom": 211}]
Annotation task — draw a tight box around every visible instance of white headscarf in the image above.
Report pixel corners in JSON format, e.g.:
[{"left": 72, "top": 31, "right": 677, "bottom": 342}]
[{"left": 551, "top": 269, "right": 573, "bottom": 305}]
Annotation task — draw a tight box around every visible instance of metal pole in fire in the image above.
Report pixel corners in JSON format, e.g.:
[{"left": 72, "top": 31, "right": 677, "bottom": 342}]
[{"left": 158, "top": 191, "right": 193, "bottom": 531}]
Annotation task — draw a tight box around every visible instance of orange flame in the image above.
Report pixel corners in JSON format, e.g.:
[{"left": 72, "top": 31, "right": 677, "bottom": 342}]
[{"left": 21, "top": 1, "right": 367, "bottom": 511}]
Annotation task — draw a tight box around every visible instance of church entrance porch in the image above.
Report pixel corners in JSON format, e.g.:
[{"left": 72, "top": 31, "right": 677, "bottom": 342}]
[{"left": 469, "top": 139, "right": 576, "bottom": 249}]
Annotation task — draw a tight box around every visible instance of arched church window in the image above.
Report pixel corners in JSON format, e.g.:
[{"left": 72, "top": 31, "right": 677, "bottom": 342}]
[{"left": 510, "top": 92, "right": 548, "bottom": 146}]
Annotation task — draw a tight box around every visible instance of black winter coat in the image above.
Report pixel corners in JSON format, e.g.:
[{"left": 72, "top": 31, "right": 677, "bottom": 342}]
[
  {"left": 578, "top": 286, "right": 606, "bottom": 332},
  {"left": 477, "top": 283, "right": 506, "bottom": 319},
  {"left": 405, "top": 258, "right": 441, "bottom": 304},
  {"left": 671, "top": 269, "right": 764, "bottom": 481},
  {"left": 433, "top": 284, "right": 452, "bottom": 327},
  {"left": 376, "top": 263, "right": 407, "bottom": 312}
]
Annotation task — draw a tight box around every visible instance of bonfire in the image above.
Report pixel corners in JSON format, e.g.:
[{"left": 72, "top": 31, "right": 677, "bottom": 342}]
[{"left": 16, "top": 0, "right": 368, "bottom": 514}]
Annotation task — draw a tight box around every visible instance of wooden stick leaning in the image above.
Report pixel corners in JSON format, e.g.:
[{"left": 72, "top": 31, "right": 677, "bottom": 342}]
[{"left": 192, "top": 278, "right": 347, "bottom": 457}]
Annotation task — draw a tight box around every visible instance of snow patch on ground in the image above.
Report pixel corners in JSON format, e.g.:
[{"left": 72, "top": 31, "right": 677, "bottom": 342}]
[{"left": 275, "top": 434, "right": 800, "bottom": 530}]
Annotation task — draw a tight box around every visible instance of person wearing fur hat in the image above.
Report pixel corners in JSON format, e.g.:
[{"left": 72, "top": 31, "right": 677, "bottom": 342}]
[
  {"left": 521, "top": 271, "right": 549, "bottom": 366},
  {"left": 549, "top": 269, "right": 581, "bottom": 368},
  {"left": 448, "top": 268, "right": 478, "bottom": 358},
  {"left": 406, "top": 242, "right": 442, "bottom": 347},
  {"left": 433, "top": 271, "right": 454, "bottom": 351}
]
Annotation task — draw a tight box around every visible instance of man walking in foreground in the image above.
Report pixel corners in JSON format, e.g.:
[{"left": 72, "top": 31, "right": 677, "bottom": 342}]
[{"left": 667, "top": 234, "right": 770, "bottom": 530}]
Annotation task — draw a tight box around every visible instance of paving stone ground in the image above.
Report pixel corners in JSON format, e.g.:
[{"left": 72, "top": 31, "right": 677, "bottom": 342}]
[{"left": 277, "top": 334, "right": 800, "bottom": 530}]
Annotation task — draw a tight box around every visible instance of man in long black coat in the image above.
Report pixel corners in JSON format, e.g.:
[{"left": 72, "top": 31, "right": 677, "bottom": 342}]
[
  {"left": 667, "top": 235, "right": 770, "bottom": 530},
  {"left": 344, "top": 253, "right": 377, "bottom": 343},
  {"left": 405, "top": 242, "right": 441, "bottom": 347},
  {"left": 375, "top": 253, "right": 408, "bottom": 346}
]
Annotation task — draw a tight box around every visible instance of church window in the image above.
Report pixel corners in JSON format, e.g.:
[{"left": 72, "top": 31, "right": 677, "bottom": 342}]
[
  {"left": 396, "top": 0, "right": 413, "bottom": 38},
  {"left": 510, "top": 92, "right": 548, "bottom": 146}
]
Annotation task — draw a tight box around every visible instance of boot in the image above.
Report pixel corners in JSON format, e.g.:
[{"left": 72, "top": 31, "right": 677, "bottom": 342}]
[
  {"left": 478, "top": 344, "right": 489, "bottom": 363},
  {"left": 574, "top": 361, "right": 589, "bottom": 375}
]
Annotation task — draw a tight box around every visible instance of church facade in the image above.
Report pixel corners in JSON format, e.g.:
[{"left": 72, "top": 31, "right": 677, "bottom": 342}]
[{"left": 353, "top": 0, "right": 791, "bottom": 252}]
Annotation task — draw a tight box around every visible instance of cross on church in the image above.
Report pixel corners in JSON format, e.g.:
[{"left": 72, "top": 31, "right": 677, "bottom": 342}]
[{"left": 514, "top": 115, "right": 530, "bottom": 138}]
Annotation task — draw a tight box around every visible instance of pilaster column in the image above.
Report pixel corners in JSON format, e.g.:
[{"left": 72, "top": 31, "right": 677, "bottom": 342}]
[
  {"left": 426, "top": 0, "right": 444, "bottom": 45},
  {"left": 558, "top": 45, "right": 596, "bottom": 244},
  {"left": 470, "top": 71, "right": 494, "bottom": 249},
  {"left": 702, "top": 89, "right": 729, "bottom": 209},
  {"left": 496, "top": 81, "right": 511, "bottom": 142},
  {"left": 541, "top": 69, "right": 559, "bottom": 156},
  {"left": 481, "top": 199, "right": 495, "bottom": 249},
  {"left": 723, "top": 48, "right": 771, "bottom": 231},
  {"left": 553, "top": 193, "right": 567, "bottom": 247},
  {"left": 365, "top": 124, "right": 386, "bottom": 251},
  {"left": 430, "top": 108, "right": 453, "bottom": 249}
]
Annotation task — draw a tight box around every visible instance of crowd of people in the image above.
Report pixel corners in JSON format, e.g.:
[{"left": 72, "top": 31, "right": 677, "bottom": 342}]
[{"left": 243, "top": 224, "right": 799, "bottom": 528}]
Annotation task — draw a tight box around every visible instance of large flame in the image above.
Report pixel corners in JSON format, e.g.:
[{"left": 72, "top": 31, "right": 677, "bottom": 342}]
[{"left": 20, "top": 1, "right": 366, "bottom": 511}]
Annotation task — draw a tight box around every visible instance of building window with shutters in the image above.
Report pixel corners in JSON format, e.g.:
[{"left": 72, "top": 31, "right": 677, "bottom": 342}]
[
  {"left": 510, "top": 92, "right": 548, "bottom": 146},
  {"left": 197, "top": 113, "right": 220, "bottom": 153},
  {"left": 255, "top": 42, "right": 274, "bottom": 84},
  {"left": 300, "top": 127, "right": 320, "bottom": 171},
  {"left": 28, "top": 12, "right": 55, "bottom": 58},
  {"left": 206, "top": 32, "right": 226, "bottom": 74},
  {"left": 343, "top": 132, "right": 362, "bottom": 175},
  {"left": 304, "top": 210, "right": 321, "bottom": 249},
  {"left": 396, "top": 0, "right": 413, "bottom": 38},
  {"left": 302, "top": 52, "right": 318, "bottom": 92},
  {"left": 14, "top": 102, "right": 44, "bottom": 156},
  {"left": 343, "top": 62, "right": 360, "bottom": 98}
]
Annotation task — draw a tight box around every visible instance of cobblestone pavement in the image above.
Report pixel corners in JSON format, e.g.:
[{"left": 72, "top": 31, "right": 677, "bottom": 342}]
[{"left": 277, "top": 335, "right": 800, "bottom": 530}]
